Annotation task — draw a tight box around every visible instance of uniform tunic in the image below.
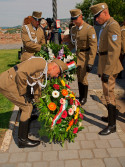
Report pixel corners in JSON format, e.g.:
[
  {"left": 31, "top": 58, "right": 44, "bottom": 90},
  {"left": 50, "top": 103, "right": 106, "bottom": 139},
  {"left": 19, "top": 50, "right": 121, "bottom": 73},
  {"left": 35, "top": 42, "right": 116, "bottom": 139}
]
[
  {"left": 98, "top": 17, "right": 123, "bottom": 105},
  {"left": 0, "top": 57, "right": 47, "bottom": 121},
  {"left": 121, "top": 25, "right": 125, "bottom": 55},
  {"left": 68, "top": 22, "right": 97, "bottom": 85},
  {"left": 21, "top": 24, "right": 46, "bottom": 62}
]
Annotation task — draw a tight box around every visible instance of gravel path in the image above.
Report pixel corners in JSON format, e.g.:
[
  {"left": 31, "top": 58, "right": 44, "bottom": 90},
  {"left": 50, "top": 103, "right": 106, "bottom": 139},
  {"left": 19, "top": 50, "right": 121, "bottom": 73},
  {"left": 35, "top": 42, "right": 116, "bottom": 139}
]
[{"left": 0, "top": 43, "right": 23, "bottom": 50}]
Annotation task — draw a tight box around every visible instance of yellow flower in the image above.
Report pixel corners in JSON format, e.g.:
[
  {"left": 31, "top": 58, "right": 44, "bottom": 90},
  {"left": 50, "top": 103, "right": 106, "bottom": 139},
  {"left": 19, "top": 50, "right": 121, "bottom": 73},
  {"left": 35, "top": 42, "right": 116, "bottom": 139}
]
[
  {"left": 69, "top": 93, "right": 75, "bottom": 100},
  {"left": 61, "top": 79, "right": 65, "bottom": 86},
  {"left": 74, "top": 107, "right": 79, "bottom": 120},
  {"left": 66, "top": 126, "right": 71, "bottom": 132}
]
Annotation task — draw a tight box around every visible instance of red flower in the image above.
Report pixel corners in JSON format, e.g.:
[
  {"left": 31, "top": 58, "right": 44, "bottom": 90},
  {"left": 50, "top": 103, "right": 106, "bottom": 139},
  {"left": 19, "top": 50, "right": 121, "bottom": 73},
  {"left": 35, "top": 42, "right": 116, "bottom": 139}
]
[
  {"left": 61, "top": 110, "right": 67, "bottom": 118},
  {"left": 73, "top": 127, "right": 78, "bottom": 134},
  {"left": 56, "top": 118, "right": 62, "bottom": 124},
  {"left": 79, "top": 113, "right": 84, "bottom": 120},
  {"left": 53, "top": 84, "right": 60, "bottom": 90},
  {"left": 74, "top": 118, "right": 78, "bottom": 124},
  {"left": 63, "top": 54, "right": 65, "bottom": 57},
  {"left": 70, "top": 98, "right": 74, "bottom": 105},
  {"left": 66, "top": 84, "right": 70, "bottom": 89}
]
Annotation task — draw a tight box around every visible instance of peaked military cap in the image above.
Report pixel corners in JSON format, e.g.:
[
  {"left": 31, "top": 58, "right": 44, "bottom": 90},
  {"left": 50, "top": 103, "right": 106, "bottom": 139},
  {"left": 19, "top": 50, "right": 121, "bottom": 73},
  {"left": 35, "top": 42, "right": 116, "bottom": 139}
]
[
  {"left": 32, "top": 11, "right": 42, "bottom": 20},
  {"left": 90, "top": 3, "right": 108, "bottom": 16},
  {"left": 52, "top": 59, "right": 68, "bottom": 73},
  {"left": 70, "top": 9, "right": 82, "bottom": 20}
]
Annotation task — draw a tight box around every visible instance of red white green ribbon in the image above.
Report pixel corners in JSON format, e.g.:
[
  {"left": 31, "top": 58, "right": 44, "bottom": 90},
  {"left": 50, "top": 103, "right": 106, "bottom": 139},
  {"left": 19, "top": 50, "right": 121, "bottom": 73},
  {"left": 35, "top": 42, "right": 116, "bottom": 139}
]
[
  {"left": 51, "top": 100, "right": 68, "bottom": 127},
  {"left": 67, "top": 61, "right": 76, "bottom": 71}
]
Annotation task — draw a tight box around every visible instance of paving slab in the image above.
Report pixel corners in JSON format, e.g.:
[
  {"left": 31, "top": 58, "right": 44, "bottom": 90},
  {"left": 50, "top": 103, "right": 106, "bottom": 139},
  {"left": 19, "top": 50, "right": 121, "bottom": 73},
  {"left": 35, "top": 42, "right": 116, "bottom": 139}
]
[{"left": 0, "top": 62, "right": 125, "bottom": 167}]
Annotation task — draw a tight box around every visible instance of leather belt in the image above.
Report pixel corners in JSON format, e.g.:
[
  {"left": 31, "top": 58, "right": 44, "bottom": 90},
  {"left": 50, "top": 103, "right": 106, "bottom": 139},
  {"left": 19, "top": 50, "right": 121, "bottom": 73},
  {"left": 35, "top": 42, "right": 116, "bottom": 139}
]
[
  {"left": 78, "top": 48, "right": 90, "bottom": 52},
  {"left": 13, "top": 65, "right": 18, "bottom": 71},
  {"left": 99, "top": 51, "right": 108, "bottom": 55}
]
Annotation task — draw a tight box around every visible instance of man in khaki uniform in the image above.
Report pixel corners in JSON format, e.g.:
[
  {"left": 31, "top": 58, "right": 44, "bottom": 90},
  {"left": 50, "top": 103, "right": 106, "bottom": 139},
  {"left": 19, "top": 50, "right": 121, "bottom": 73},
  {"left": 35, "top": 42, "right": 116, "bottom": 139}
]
[
  {"left": 0, "top": 57, "right": 68, "bottom": 148},
  {"left": 90, "top": 3, "right": 123, "bottom": 135},
  {"left": 118, "top": 21, "right": 125, "bottom": 78},
  {"left": 68, "top": 9, "right": 97, "bottom": 105},
  {"left": 21, "top": 11, "right": 46, "bottom": 62}
]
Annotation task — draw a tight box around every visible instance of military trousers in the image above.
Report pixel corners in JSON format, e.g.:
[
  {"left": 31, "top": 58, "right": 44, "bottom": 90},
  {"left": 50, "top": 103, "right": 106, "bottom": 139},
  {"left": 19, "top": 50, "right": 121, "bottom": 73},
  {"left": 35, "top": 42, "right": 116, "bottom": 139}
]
[
  {"left": 77, "top": 65, "right": 88, "bottom": 85},
  {"left": 102, "top": 74, "right": 118, "bottom": 106},
  {"left": 0, "top": 68, "right": 33, "bottom": 122}
]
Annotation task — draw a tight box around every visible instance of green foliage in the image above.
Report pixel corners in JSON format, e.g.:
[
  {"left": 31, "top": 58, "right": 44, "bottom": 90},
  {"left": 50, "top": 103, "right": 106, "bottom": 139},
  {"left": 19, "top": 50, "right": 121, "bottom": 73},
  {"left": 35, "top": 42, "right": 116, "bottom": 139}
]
[
  {"left": 76, "top": 0, "right": 125, "bottom": 24},
  {"left": 37, "top": 78, "right": 84, "bottom": 146}
]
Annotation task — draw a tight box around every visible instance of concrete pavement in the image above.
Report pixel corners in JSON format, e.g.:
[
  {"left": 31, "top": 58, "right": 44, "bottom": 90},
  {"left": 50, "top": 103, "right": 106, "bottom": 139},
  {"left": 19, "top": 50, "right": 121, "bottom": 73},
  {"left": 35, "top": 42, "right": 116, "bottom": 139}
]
[{"left": 0, "top": 62, "right": 125, "bottom": 167}]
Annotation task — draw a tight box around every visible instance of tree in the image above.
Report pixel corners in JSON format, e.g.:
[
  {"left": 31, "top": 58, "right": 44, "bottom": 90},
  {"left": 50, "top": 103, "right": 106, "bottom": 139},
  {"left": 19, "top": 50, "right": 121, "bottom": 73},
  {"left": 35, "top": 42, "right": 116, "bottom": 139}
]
[{"left": 76, "top": 0, "right": 125, "bottom": 25}]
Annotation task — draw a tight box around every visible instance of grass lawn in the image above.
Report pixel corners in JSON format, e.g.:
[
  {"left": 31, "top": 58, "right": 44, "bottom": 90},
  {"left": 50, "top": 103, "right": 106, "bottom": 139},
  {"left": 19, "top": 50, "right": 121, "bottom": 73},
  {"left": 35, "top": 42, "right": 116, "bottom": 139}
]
[{"left": 0, "top": 49, "right": 20, "bottom": 143}]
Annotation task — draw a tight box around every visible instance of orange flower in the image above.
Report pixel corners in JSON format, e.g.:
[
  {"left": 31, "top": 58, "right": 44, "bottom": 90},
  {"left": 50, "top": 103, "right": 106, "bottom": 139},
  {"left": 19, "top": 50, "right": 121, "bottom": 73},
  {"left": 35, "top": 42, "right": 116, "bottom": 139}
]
[
  {"left": 69, "top": 119, "right": 74, "bottom": 126},
  {"left": 61, "top": 89, "right": 68, "bottom": 96},
  {"left": 48, "top": 102, "right": 57, "bottom": 111}
]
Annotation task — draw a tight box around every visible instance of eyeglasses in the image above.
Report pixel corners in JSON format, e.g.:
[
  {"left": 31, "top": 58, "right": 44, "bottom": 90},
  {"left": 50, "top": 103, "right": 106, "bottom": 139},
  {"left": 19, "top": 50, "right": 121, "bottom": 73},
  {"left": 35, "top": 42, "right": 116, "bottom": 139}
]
[{"left": 33, "top": 17, "right": 41, "bottom": 22}]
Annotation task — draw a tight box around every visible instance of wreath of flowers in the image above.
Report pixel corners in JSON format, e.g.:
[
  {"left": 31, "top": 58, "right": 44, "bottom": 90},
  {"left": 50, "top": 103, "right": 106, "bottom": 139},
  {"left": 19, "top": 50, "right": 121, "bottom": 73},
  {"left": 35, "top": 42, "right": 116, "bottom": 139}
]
[
  {"left": 37, "top": 77, "right": 84, "bottom": 146},
  {"left": 36, "top": 43, "right": 84, "bottom": 146}
]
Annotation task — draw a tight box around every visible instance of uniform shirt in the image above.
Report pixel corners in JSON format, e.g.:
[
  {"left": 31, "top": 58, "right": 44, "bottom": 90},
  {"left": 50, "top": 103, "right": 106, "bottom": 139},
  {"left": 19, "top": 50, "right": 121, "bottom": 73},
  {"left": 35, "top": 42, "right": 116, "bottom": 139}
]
[
  {"left": 121, "top": 25, "right": 125, "bottom": 55},
  {"left": 98, "top": 17, "right": 123, "bottom": 75},
  {"left": 21, "top": 24, "right": 46, "bottom": 61},
  {"left": 16, "top": 57, "right": 47, "bottom": 96},
  {"left": 68, "top": 22, "right": 97, "bottom": 66}
]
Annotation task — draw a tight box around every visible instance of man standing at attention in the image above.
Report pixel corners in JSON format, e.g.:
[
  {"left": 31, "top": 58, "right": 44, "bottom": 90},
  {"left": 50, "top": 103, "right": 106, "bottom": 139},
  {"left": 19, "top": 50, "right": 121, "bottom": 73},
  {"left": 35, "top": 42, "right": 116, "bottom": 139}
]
[
  {"left": 68, "top": 9, "right": 97, "bottom": 105},
  {"left": 21, "top": 11, "right": 46, "bottom": 62},
  {"left": 90, "top": 3, "right": 123, "bottom": 135}
]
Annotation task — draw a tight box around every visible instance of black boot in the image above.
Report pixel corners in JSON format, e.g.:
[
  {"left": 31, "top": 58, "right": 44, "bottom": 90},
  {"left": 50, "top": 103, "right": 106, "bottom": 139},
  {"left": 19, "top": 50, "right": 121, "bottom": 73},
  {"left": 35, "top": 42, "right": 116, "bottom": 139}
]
[
  {"left": 30, "top": 104, "right": 39, "bottom": 121},
  {"left": 78, "top": 82, "right": 88, "bottom": 105},
  {"left": 101, "top": 108, "right": 119, "bottom": 123},
  {"left": 18, "top": 119, "right": 40, "bottom": 148},
  {"left": 99, "top": 104, "right": 116, "bottom": 135}
]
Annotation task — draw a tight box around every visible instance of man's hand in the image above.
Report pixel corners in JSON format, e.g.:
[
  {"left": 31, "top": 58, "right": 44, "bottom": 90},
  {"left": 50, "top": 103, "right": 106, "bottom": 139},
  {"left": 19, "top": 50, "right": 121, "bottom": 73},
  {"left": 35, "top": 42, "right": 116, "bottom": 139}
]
[
  {"left": 86, "top": 64, "right": 93, "bottom": 72},
  {"left": 101, "top": 73, "right": 109, "bottom": 83}
]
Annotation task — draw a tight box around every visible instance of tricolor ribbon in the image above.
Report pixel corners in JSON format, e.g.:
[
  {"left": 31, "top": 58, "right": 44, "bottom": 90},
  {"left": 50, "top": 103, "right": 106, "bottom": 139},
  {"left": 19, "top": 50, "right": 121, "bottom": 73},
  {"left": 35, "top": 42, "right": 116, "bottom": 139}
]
[
  {"left": 51, "top": 100, "right": 68, "bottom": 127},
  {"left": 66, "top": 61, "right": 76, "bottom": 71}
]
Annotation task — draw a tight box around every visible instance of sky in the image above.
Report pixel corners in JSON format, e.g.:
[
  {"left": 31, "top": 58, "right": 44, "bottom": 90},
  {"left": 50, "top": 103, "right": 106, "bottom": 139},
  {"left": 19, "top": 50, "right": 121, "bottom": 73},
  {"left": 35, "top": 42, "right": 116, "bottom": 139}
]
[{"left": 0, "top": 0, "right": 83, "bottom": 27}]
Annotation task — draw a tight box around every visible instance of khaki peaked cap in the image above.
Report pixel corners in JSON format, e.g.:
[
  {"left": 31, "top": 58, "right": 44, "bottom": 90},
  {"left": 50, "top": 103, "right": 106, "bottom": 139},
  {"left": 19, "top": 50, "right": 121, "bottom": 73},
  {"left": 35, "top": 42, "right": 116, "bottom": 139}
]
[
  {"left": 90, "top": 3, "right": 108, "bottom": 16},
  {"left": 70, "top": 9, "right": 82, "bottom": 20},
  {"left": 52, "top": 59, "right": 68, "bottom": 73},
  {"left": 32, "top": 11, "right": 42, "bottom": 19}
]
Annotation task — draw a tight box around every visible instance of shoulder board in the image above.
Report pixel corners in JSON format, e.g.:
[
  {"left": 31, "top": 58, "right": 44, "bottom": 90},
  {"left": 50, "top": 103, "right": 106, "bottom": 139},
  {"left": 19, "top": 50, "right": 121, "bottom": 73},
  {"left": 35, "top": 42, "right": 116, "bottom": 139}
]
[{"left": 121, "top": 28, "right": 125, "bottom": 32}]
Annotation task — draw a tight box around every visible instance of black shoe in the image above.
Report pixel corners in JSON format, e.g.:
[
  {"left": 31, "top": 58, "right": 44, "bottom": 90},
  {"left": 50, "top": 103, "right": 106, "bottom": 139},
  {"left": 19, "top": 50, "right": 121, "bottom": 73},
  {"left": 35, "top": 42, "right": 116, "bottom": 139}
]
[
  {"left": 99, "top": 125, "right": 116, "bottom": 135},
  {"left": 80, "top": 98, "right": 87, "bottom": 105},
  {"left": 101, "top": 116, "right": 108, "bottom": 123},
  {"left": 18, "top": 120, "right": 40, "bottom": 148},
  {"left": 18, "top": 138, "right": 40, "bottom": 148},
  {"left": 99, "top": 104, "right": 117, "bottom": 136},
  {"left": 78, "top": 82, "right": 88, "bottom": 105}
]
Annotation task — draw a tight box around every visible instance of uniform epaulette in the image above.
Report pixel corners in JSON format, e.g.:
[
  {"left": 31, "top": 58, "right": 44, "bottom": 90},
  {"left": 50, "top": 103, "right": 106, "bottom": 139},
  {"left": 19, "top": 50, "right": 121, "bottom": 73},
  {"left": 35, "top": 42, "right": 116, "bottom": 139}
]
[{"left": 121, "top": 28, "right": 125, "bottom": 32}]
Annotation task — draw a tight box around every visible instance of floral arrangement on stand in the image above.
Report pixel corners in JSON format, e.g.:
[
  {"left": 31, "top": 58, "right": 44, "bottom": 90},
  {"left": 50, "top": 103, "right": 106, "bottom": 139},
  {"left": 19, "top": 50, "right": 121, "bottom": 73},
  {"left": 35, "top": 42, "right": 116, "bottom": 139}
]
[
  {"left": 36, "top": 43, "right": 84, "bottom": 146},
  {"left": 37, "top": 77, "right": 84, "bottom": 146},
  {"left": 35, "top": 43, "right": 77, "bottom": 82}
]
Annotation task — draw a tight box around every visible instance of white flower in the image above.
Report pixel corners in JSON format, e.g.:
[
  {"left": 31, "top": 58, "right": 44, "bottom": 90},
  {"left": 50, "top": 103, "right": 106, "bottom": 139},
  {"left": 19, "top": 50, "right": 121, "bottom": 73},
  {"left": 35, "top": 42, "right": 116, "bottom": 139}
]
[
  {"left": 52, "top": 90, "right": 60, "bottom": 98},
  {"left": 70, "top": 55, "right": 74, "bottom": 60},
  {"left": 49, "top": 53, "right": 55, "bottom": 60},
  {"left": 72, "top": 105, "right": 76, "bottom": 111},
  {"left": 78, "top": 122, "right": 82, "bottom": 127}
]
